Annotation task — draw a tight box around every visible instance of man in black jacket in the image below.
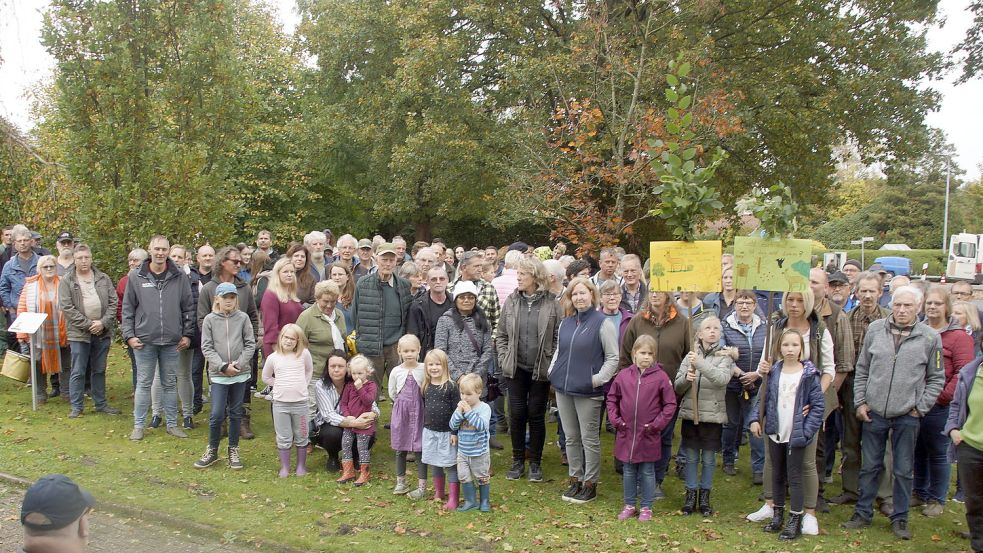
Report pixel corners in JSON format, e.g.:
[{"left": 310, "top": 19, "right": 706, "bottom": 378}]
[{"left": 407, "top": 267, "right": 453, "bottom": 357}]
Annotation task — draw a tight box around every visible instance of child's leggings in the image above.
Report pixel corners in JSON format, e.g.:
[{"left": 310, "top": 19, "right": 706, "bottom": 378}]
[
  {"left": 395, "top": 450, "right": 428, "bottom": 479},
  {"left": 341, "top": 429, "right": 373, "bottom": 463},
  {"left": 431, "top": 465, "right": 459, "bottom": 483},
  {"left": 769, "top": 438, "right": 806, "bottom": 512}
]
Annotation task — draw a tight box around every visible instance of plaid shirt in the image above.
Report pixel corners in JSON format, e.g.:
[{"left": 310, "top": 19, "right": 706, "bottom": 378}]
[
  {"left": 848, "top": 303, "right": 890, "bottom": 354},
  {"left": 450, "top": 278, "right": 500, "bottom": 335}
]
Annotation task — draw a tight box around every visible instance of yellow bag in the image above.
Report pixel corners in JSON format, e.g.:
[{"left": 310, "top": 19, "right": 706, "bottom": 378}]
[
  {"left": 345, "top": 330, "right": 358, "bottom": 357},
  {"left": 1, "top": 350, "right": 31, "bottom": 383}
]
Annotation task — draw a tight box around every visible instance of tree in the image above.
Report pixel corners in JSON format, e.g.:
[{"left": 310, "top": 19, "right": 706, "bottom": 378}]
[{"left": 955, "top": 0, "right": 983, "bottom": 83}]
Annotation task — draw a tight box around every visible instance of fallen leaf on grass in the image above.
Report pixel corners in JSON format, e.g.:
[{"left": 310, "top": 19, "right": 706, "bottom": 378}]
[
  {"left": 502, "top": 544, "right": 513, "bottom": 551},
  {"left": 931, "top": 534, "right": 941, "bottom": 541},
  {"left": 394, "top": 525, "right": 406, "bottom": 535},
  {"left": 701, "top": 528, "right": 721, "bottom": 541}
]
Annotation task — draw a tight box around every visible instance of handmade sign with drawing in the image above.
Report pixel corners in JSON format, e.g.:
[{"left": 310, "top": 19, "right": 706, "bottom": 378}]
[
  {"left": 732, "top": 237, "right": 812, "bottom": 292},
  {"left": 649, "top": 240, "right": 722, "bottom": 292}
]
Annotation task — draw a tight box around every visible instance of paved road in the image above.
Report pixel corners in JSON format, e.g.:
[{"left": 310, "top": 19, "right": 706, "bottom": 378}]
[{"left": 0, "top": 484, "right": 255, "bottom": 553}]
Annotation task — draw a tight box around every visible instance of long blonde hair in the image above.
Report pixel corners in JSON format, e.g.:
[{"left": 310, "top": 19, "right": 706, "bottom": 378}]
[
  {"left": 275, "top": 323, "right": 308, "bottom": 356},
  {"left": 422, "top": 349, "right": 451, "bottom": 394},
  {"left": 267, "top": 258, "right": 299, "bottom": 303}
]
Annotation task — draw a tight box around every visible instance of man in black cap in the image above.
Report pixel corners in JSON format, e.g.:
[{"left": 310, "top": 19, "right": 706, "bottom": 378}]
[
  {"left": 827, "top": 271, "right": 851, "bottom": 308},
  {"left": 19, "top": 474, "right": 95, "bottom": 552},
  {"left": 55, "top": 232, "right": 76, "bottom": 277}
]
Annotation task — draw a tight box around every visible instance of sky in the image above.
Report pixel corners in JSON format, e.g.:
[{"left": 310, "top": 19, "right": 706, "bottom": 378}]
[{"left": 1, "top": 0, "right": 980, "bottom": 180}]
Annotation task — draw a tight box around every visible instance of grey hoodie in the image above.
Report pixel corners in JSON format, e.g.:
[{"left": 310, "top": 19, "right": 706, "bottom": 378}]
[
  {"left": 121, "top": 259, "right": 194, "bottom": 345},
  {"left": 854, "top": 317, "right": 944, "bottom": 418},
  {"left": 201, "top": 309, "right": 256, "bottom": 379}
]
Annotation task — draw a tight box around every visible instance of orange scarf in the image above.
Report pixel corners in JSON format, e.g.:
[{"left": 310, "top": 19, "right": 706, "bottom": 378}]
[{"left": 17, "top": 275, "right": 67, "bottom": 375}]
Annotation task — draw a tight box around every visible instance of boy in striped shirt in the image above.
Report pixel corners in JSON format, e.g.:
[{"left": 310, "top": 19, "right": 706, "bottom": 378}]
[{"left": 450, "top": 373, "right": 492, "bottom": 512}]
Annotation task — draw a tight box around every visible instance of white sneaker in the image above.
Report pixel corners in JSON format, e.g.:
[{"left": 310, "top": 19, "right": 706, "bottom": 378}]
[
  {"left": 802, "top": 513, "right": 819, "bottom": 535},
  {"left": 746, "top": 503, "right": 774, "bottom": 522}
]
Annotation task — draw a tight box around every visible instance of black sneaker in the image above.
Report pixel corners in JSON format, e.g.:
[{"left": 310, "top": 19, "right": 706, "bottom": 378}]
[
  {"left": 561, "top": 478, "right": 581, "bottom": 502},
  {"left": 653, "top": 482, "right": 666, "bottom": 500},
  {"left": 506, "top": 459, "right": 524, "bottom": 480},
  {"left": 891, "top": 519, "right": 911, "bottom": 540},
  {"left": 752, "top": 472, "right": 764, "bottom": 485},
  {"left": 722, "top": 464, "right": 737, "bottom": 476},
  {"left": 841, "top": 514, "right": 871, "bottom": 529},
  {"left": 183, "top": 416, "right": 194, "bottom": 429},
  {"left": 228, "top": 446, "right": 243, "bottom": 470},
  {"left": 568, "top": 481, "right": 596, "bottom": 504},
  {"left": 528, "top": 462, "right": 543, "bottom": 483},
  {"left": 149, "top": 414, "right": 162, "bottom": 428}
]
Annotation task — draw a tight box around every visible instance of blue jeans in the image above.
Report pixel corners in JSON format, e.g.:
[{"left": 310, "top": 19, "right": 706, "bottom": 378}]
[
  {"left": 913, "top": 403, "right": 951, "bottom": 503},
  {"left": 208, "top": 380, "right": 247, "bottom": 449},
  {"left": 855, "top": 411, "right": 920, "bottom": 522},
  {"left": 654, "top": 405, "right": 681, "bottom": 483},
  {"left": 69, "top": 336, "right": 111, "bottom": 411},
  {"left": 722, "top": 389, "right": 764, "bottom": 473},
  {"left": 623, "top": 461, "right": 656, "bottom": 508},
  {"left": 132, "top": 344, "right": 180, "bottom": 428},
  {"left": 682, "top": 446, "right": 716, "bottom": 490}
]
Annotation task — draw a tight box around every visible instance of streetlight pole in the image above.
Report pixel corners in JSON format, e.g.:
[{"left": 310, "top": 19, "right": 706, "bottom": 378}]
[
  {"left": 851, "top": 236, "right": 874, "bottom": 267},
  {"left": 942, "top": 157, "right": 951, "bottom": 252}
]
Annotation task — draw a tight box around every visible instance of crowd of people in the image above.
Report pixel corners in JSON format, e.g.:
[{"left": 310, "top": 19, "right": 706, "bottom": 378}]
[{"left": 1, "top": 224, "right": 980, "bottom": 548}]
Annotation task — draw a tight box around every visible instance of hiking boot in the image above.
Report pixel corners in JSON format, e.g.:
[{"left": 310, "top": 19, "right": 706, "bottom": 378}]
[
  {"left": 763, "top": 505, "right": 785, "bottom": 533},
  {"left": 841, "top": 513, "right": 871, "bottom": 529},
  {"left": 568, "top": 481, "right": 596, "bottom": 504},
  {"left": 878, "top": 501, "right": 894, "bottom": 518},
  {"left": 95, "top": 406, "right": 121, "bottom": 415},
  {"left": 528, "top": 462, "right": 543, "bottom": 483},
  {"left": 816, "top": 495, "right": 830, "bottom": 513},
  {"left": 698, "top": 488, "right": 713, "bottom": 516},
  {"left": 68, "top": 408, "right": 82, "bottom": 418},
  {"left": 828, "top": 492, "right": 858, "bottom": 505},
  {"left": 506, "top": 459, "right": 524, "bottom": 480},
  {"left": 183, "top": 416, "right": 194, "bottom": 429},
  {"left": 779, "top": 511, "right": 803, "bottom": 541},
  {"left": 228, "top": 447, "right": 243, "bottom": 470},
  {"left": 909, "top": 495, "right": 926, "bottom": 507},
  {"left": 488, "top": 435, "right": 504, "bottom": 450},
  {"left": 561, "top": 478, "right": 581, "bottom": 502},
  {"left": 682, "top": 488, "right": 697, "bottom": 515},
  {"left": 752, "top": 471, "right": 763, "bottom": 485},
  {"left": 194, "top": 446, "right": 219, "bottom": 469},
  {"left": 922, "top": 501, "right": 944, "bottom": 517},
  {"left": 891, "top": 519, "right": 911, "bottom": 540}
]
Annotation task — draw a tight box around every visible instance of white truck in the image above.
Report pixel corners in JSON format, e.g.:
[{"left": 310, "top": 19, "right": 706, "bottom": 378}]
[{"left": 947, "top": 232, "right": 983, "bottom": 284}]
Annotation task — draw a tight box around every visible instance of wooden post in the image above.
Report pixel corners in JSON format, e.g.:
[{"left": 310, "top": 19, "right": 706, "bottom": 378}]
[{"left": 759, "top": 291, "right": 774, "bottom": 421}]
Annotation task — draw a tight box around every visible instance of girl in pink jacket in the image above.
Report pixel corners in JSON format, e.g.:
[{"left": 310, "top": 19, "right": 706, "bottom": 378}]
[{"left": 606, "top": 335, "right": 677, "bottom": 522}]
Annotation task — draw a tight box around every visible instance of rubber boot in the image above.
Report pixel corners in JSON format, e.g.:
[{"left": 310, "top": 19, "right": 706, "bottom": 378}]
[
  {"left": 779, "top": 511, "right": 803, "bottom": 541},
  {"left": 457, "top": 482, "right": 478, "bottom": 512},
  {"left": 240, "top": 406, "right": 255, "bottom": 440},
  {"left": 444, "top": 482, "right": 460, "bottom": 510},
  {"left": 433, "top": 476, "right": 446, "bottom": 501},
  {"left": 278, "top": 448, "right": 291, "bottom": 478},
  {"left": 354, "top": 464, "right": 371, "bottom": 486},
  {"left": 763, "top": 505, "right": 785, "bottom": 533},
  {"left": 682, "top": 488, "right": 697, "bottom": 515},
  {"left": 478, "top": 483, "right": 491, "bottom": 512},
  {"left": 337, "top": 460, "right": 357, "bottom": 483},
  {"left": 698, "top": 488, "right": 713, "bottom": 516},
  {"left": 295, "top": 445, "right": 308, "bottom": 476}
]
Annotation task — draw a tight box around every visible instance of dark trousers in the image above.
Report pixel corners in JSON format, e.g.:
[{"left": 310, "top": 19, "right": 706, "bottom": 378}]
[
  {"left": 824, "top": 410, "right": 842, "bottom": 477},
  {"left": 127, "top": 344, "right": 138, "bottom": 391},
  {"left": 914, "top": 404, "right": 952, "bottom": 503},
  {"left": 958, "top": 442, "right": 983, "bottom": 553},
  {"left": 855, "top": 412, "right": 919, "bottom": 522},
  {"left": 769, "top": 438, "right": 806, "bottom": 512},
  {"left": 506, "top": 368, "right": 550, "bottom": 464},
  {"left": 191, "top": 345, "right": 206, "bottom": 411},
  {"left": 317, "top": 423, "right": 374, "bottom": 465},
  {"left": 654, "top": 404, "right": 681, "bottom": 483},
  {"left": 839, "top": 373, "right": 862, "bottom": 496},
  {"left": 722, "top": 388, "right": 765, "bottom": 473},
  {"left": 366, "top": 344, "right": 400, "bottom": 395}
]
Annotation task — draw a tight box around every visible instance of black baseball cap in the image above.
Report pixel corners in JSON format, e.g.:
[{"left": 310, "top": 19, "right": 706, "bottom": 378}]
[
  {"left": 57, "top": 232, "right": 75, "bottom": 243},
  {"left": 21, "top": 474, "right": 95, "bottom": 530},
  {"left": 828, "top": 271, "right": 849, "bottom": 285}
]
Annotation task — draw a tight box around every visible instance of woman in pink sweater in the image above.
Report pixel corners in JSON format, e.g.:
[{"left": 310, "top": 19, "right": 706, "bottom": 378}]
[
  {"left": 262, "top": 323, "right": 314, "bottom": 477},
  {"left": 260, "top": 258, "right": 304, "bottom": 359}
]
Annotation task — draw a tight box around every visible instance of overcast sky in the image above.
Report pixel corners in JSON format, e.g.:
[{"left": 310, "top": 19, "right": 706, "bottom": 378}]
[{"left": 1, "top": 0, "right": 980, "bottom": 179}]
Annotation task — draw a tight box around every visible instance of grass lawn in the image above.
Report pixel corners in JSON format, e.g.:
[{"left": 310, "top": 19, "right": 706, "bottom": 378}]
[{"left": 0, "top": 346, "right": 972, "bottom": 552}]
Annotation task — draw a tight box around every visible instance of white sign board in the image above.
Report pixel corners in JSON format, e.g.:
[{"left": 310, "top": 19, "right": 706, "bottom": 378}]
[{"left": 8, "top": 312, "right": 48, "bottom": 334}]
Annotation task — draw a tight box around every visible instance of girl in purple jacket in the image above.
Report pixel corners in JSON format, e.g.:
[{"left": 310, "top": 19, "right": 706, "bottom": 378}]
[
  {"left": 606, "top": 335, "right": 677, "bottom": 522},
  {"left": 337, "top": 354, "right": 376, "bottom": 486}
]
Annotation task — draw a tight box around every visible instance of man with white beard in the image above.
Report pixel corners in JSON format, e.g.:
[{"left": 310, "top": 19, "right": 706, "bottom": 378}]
[{"left": 305, "top": 231, "right": 328, "bottom": 281}]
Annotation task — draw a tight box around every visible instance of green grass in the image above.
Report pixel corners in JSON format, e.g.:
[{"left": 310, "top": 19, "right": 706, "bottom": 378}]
[{"left": 0, "top": 346, "right": 971, "bottom": 552}]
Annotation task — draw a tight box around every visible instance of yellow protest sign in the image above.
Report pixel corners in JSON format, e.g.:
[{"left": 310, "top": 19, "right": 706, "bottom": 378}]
[
  {"left": 649, "top": 241, "right": 722, "bottom": 292},
  {"left": 732, "top": 237, "right": 812, "bottom": 292}
]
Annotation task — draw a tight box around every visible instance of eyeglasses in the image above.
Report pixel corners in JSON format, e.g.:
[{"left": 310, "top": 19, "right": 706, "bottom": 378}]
[
  {"left": 39, "top": 265, "right": 56, "bottom": 270},
  {"left": 224, "top": 258, "right": 242, "bottom": 265},
  {"left": 735, "top": 301, "right": 755, "bottom": 307},
  {"left": 952, "top": 291, "right": 972, "bottom": 297},
  {"left": 601, "top": 292, "right": 621, "bottom": 297}
]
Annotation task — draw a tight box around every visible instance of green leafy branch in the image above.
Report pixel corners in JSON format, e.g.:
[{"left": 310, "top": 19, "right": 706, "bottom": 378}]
[
  {"left": 647, "top": 56, "right": 728, "bottom": 241},
  {"left": 735, "top": 181, "right": 800, "bottom": 238}
]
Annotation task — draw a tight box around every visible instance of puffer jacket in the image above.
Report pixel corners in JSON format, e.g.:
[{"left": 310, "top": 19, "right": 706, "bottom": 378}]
[
  {"left": 201, "top": 309, "right": 256, "bottom": 380},
  {"left": 121, "top": 258, "right": 194, "bottom": 345},
  {"left": 58, "top": 267, "right": 117, "bottom": 342},
  {"left": 939, "top": 318, "right": 976, "bottom": 406},
  {"left": 674, "top": 345, "right": 737, "bottom": 424},
  {"left": 350, "top": 273, "right": 412, "bottom": 356},
  {"left": 721, "top": 311, "right": 767, "bottom": 394},
  {"left": 495, "top": 290, "right": 562, "bottom": 381},
  {"left": 750, "top": 360, "right": 825, "bottom": 447},
  {"left": 944, "top": 356, "right": 983, "bottom": 462},
  {"left": 606, "top": 362, "right": 677, "bottom": 463}
]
